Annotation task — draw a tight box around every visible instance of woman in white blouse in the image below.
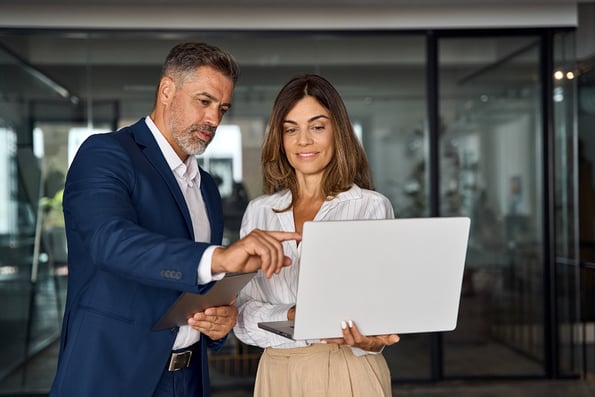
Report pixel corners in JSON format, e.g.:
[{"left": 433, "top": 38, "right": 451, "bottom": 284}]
[{"left": 234, "top": 74, "right": 400, "bottom": 396}]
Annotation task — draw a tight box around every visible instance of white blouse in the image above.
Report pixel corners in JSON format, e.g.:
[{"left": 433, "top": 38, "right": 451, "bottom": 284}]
[{"left": 233, "top": 184, "right": 395, "bottom": 351}]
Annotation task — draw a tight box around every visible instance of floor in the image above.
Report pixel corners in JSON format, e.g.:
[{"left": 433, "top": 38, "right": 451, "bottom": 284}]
[
  {"left": 214, "top": 379, "right": 595, "bottom": 397},
  {"left": 1, "top": 339, "right": 594, "bottom": 397}
]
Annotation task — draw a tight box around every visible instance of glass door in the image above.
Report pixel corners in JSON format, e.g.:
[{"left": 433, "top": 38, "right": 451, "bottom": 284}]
[{"left": 438, "top": 35, "right": 546, "bottom": 377}]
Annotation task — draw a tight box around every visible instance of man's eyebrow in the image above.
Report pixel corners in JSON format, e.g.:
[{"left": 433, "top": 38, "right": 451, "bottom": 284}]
[
  {"left": 195, "top": 91, "right": 217, "bottom": 101},
  {"left": 196, "top": 91, "right": 231, "bottom": 108},
  {"left": 283, "top": 115, "right": 329, "bottom": 124}
]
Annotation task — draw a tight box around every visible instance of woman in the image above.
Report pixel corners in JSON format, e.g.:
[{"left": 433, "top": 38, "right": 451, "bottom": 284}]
[{"left": 234, "top": 74, "right": 399, "bottom": 396}]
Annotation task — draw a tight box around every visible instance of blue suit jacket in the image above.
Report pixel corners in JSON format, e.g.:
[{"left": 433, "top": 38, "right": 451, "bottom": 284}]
[{"left": 50, "top": 118, "right": 225, "bottom": 396}]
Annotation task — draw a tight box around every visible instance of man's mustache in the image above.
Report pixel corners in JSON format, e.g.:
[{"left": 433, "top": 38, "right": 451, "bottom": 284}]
[{"left": 190, "top": 124, "right": 217, "bottom": 135}]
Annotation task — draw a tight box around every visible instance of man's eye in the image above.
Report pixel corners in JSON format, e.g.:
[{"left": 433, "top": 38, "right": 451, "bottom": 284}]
[{"left": 200, "top": 99, "right": 211, "bottom": 106}]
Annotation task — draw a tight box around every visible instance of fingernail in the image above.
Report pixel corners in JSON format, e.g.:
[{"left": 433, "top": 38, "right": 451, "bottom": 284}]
[
  {"left": 348, "top": 320, "right": 353, "bottom": 328},
  {"left": 341, "top": 321, "right": 347, "bottom": 329}
]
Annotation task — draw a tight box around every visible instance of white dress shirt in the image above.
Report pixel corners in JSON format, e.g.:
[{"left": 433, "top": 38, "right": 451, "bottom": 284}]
[
  {"left": 233, "top": 184, "right": 395, "bottom": 355},
  {"left": 145, "top": 116, "right": 222, "bottom": 349}
]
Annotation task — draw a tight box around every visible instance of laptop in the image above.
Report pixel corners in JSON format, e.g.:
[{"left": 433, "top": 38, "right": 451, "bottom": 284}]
[{"left": 258, "top": 217, "right": 470, "bottom": 340}]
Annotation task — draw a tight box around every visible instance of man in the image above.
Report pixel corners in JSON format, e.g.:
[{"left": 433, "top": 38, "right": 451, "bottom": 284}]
[{"left": 49, "top": 42, "right": 300, "bottom": 397}]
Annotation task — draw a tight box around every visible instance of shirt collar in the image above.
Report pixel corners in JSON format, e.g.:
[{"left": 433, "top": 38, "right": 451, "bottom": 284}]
[{"left": 145, "top": 116, "right": 201, "bottom": 186}]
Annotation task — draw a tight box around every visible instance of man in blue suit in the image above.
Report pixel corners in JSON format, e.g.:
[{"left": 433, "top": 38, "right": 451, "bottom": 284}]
[{"left": 49, "top": 42, "right": 300, "bottom": 397}]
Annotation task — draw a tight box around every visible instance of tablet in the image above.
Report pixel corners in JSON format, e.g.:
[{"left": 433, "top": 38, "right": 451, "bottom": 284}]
[{"left": 153, "top": 272, "right": 256, "bottom": 331}]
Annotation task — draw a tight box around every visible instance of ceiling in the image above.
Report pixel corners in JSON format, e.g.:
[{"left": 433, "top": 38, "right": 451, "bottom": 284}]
[
  {"left": 0, "top": 0, "right": 593, "bottom": 124},
  {"left": 1, "top": 0, "right": 589, "bottom": 4}
]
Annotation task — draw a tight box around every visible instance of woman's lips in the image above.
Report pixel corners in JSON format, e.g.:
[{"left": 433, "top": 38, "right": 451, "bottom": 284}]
[{"left": 296, "top": 151, "right": 319, "bottom": 159}]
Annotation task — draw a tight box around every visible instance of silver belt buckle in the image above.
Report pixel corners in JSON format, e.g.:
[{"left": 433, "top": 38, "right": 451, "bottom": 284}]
[{"left": 168, "top": 350, "right": 192, "bottom": 371}]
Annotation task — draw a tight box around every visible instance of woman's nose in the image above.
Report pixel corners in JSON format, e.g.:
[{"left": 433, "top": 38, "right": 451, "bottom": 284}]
[{"left": 297, "top": 129, "right": 312, "bottom": 145}]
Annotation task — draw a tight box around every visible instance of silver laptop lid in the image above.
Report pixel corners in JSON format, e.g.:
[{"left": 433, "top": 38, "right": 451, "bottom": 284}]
[{"left": 291, "top": 217, "right": 470, "bottom": 340}]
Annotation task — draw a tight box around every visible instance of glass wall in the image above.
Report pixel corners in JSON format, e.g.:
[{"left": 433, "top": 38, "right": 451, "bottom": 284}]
[
  {"left": 0, "top": 28, "right": 580, "bottom": 394},
  {"left": 0, "top": 44, "right": 66, "bottom": 392},
  {"left": 577, "top": 33, "right": 595, "bottom": 377},
  {"left": 438, "top": 35, "right": 546, "bottom": 377},
  {"left": 553, "top": 30, "right": 582, "bottom": 377}
]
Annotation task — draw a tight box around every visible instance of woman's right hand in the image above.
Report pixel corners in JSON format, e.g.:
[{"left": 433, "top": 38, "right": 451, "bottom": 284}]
[{"left": 323, "top": 320, "right": 400, "bottom": 352}]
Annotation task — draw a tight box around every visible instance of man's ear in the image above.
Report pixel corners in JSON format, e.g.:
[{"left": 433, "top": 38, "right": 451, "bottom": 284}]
[{"left": 157, "top": 76, "right": 175, "bottom": 105}]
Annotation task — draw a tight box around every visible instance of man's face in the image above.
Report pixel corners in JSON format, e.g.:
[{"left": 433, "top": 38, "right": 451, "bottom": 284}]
[{"left": 164, "top": 66, "right": 234, "bottom": 158}]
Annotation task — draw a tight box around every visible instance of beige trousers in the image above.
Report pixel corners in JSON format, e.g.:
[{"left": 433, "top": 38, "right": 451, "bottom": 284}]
[{"left": 253, "top": 344, "right": 392, "bottom": 397}]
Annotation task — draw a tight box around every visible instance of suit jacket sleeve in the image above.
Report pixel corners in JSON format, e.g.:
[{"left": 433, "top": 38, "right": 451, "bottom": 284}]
[{"left": 63, "top": 131, "right": 214, "bottom": 293}]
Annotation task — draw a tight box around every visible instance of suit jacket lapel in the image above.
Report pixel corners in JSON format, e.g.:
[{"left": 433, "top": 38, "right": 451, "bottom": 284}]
[{"left": 130, "top": 119, "right": 195, "bottom": 238}]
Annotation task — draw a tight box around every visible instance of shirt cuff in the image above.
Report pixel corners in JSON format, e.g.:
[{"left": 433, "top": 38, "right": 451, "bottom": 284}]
[{"left": 197, "top": 245, "right": 225, "bottom": 285}]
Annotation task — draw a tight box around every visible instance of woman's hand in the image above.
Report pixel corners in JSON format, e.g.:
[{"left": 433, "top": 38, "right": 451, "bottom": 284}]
[{"left": 323, "top": 320, "right": 400, "bottom": 352}]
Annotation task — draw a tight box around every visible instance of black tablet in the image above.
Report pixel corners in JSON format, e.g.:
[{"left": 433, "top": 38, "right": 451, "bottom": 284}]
[{"left": 152, "top": 272, "right": 256, "bottom": 331}]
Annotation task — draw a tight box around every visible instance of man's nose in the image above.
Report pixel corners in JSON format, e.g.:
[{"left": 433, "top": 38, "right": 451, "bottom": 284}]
[{"left": 203, "top": 106, "right": 222, "bottom": 127}]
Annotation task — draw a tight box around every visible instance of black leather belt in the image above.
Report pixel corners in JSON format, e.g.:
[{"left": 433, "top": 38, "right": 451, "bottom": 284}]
[{"left": 168, "top": 350, "right": 193, "bottom": 371}]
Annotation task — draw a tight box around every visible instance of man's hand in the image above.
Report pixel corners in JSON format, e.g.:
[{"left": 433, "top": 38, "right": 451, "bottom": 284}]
[
  {"left": 211, "top": 229, "right": 301, "bottom": 278},
  {"left": 187, "top": 304, "right": 238, "bottom": 340}
]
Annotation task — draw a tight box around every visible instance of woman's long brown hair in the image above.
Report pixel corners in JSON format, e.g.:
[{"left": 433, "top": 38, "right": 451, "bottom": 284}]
[{"left": 261, "top": 74, "right": 374, "bottom": 211}]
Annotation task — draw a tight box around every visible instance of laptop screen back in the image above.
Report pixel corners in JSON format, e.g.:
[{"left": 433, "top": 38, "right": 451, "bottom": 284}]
[{"left": 290, "top": 217, "right": 470, "bottom": 340}]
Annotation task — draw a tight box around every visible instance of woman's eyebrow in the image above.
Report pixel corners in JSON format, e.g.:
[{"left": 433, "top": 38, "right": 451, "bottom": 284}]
[
  {"left": 308, "top": 115, "right": 329, "bottom": 123},
  {"left": 283, "top": 115, "right": 329, "bottom": 124}
]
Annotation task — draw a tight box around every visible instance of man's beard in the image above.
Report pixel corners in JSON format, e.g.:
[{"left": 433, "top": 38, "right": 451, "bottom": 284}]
[{"left": 173, "top": 124, "right": 217, "bottom": 156}]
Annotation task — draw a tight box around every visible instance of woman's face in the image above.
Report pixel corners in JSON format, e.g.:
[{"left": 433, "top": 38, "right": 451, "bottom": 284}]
[{"left": 282, "top": 96, "right": 335, "bottom": 181}]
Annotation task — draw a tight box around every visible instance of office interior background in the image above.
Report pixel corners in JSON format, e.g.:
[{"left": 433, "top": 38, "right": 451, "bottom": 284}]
[{"left": 1, "top": 0, "right": 595, "bottom": 395}]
